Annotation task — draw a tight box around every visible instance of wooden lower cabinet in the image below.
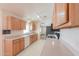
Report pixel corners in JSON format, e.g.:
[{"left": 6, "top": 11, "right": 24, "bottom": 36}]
[
  {"left": 4, "top": 39, "right": 13, "bottom": 56},
  {"left": 19, "top": 38, "right": 25, "bottom": 51},
  {"left": 30, "top": 35, "right": 33, "bottom": 44},
  {"left": 4, "top": 37, "right": 24, "bottom": 56},
  {"left": 30, "top": 34, "right": 38, "bottom": 45}
]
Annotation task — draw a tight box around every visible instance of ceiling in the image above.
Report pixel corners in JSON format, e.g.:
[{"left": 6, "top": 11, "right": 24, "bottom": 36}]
[
  {"left": 0, "top": 3, "right": 53, "bottom": 26},
  {"left": 0, "top": 3, "right": 53, "bottom": 17}
]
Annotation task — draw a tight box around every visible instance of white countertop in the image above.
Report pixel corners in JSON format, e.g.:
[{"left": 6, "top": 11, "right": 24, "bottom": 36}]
[{"left": 4, "top": 32, "right": 37, "bottom": 40}]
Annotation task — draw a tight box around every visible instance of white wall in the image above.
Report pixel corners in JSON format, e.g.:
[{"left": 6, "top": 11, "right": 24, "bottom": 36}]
[
  {"left": 0, "top": 10, "right": 3, "bottom": 55},
  {"left": 60, "top": 28, "right": 79, "bottom": 55}
]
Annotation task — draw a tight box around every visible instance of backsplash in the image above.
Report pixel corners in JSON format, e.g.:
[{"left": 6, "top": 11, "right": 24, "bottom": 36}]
[{"left": 4, "top": 30, "right": 24, "bottom": 36}]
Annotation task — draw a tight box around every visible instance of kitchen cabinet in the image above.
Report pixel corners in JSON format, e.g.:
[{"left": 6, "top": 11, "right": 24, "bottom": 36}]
[
  {"left": 3, "top": 16, "right": 26, "bottom": 30},
  {"left": 32, "top": 21, "right": 36, "bottom": 31},
  {"left": 30, "top": 35, "right": 33, "bottom": 44},
  {"left": 24, "top": 36, "right": 29, "bottom": 48},
  {"left": 53, "top": 3, "right": 79, "bottom": 29},
  {"left": 30, "top": 34, "right": 38, "bottom": 45},
  {"left": 4, "top": 37, "right": 25, "bottom": 56},
  {"left": 20, "top": 19, "right": 26, "bottom": 30},
  {"left": 13, "top": 39, "right": 20, "bottom": 55},
  {"left": 30, "top": 21, "right": 37, "bottom": 31},
  {"left": 19, "top": 38, "right": 25, "bottom": 51},
  {"left": 53, "top": 3, "right": 68, "bottom": 29},
  {"left": 7, "top": 16, "right": 16, "bottom": 30}
]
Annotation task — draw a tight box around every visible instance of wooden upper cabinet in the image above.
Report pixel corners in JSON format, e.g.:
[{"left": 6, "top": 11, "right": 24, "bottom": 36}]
[
  {"left": 56, "top": 4, "right": 68, "bottom": 26},
  {"left": 69, "top": 4, "right": 79, "bottom": 26},
  {"left": 32, "top": 21, "right": 36, "bottom": 31},
  {"left": 18, "top": 19, "right": 26, "bottom": 30},
  {"left": 53, "top": 3, "right": 68, "bottom": 29},
  {"left": 3, "top": 16, "right": 26, "bottom": 30},
  {"left": 7, "top": 16, "right": 17, "bottom": 30},
  {"left": 32, "top": 21, "right": 37, "bottom": 31},
  {"left": 20, "top": 20, "right": 26, "bottom": 30},
  {"left": 29, "top": 21, "right": 37, "bottom": 31},
  {"left": 53, "top": 3, "right": 79, "bottom": 29}
]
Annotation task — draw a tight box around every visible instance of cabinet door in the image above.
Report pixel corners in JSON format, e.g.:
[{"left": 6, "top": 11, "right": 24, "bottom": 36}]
[
  {"left": 11, "top": 16, "right": 16, "bottom": 30},
  {"left": 53, "top": 4, "right": 57, "bottom": 29},
  {"left": 7, "top": 16, "right": 19, "bottom": 30},
  {"left": 3, "top": 16, "right": 8, "bottom": 29},
  {"left": 13, "top": 39, "right": 20, "bottom": 55},
  {"left": 7, "top": 16, "right": 15, "bottom": 30},
  {"left": 19, "top": 20, "right": 26, "bottom": 30},
  {"left": 32, "top": 22, "right": 35, "bottom": 31},
  {"left": 33, "top": 35, "right": 36, "bottom": 41},
  {"left": 35, "top": 34, "right": 38, "bottom": 41},
  {"left": 57, "top": 3, "right": 79, "bottom": 29},
  {"left": 32, "top": 21, "right": 36, "bottom": 31},
  {"left": 4, "top": 16, "right": 26, "bottom": 30},
  {"left": 30, "top": 34, "right": 38, "bottom": 45},
  {"left": 69, "top": 3, "right": 79, "bottom": 26},
  {"left": 32, "top": 35, "right": 35, "bottom": 43},
  {"left": 19, "top": 38, "right": 24, "bottom": 51},
  {"left": 21, "top": 20, "right": 23, "bottom": 30},
  {"left": 30, "top": 35, "right": 32, "bottom": 44},
  {"left": 4, "top": 40, "right": 13, "bottom": 56},
  {"left": 17, "top": 19, "right": 21, "bottom": 30},
  {"left": 14, "top": 18, "right": 19, "bottom": 30},
  {"left": 30, "top": 35, "right": 34, "bottom": 44},
  {"left": 23, "top": 21, "right": 26, "bottom": 29},
  {"left": 13, "top": 40, "right": 17, "bottom": 55},
  {"left": 6, "top": 16, "right": 21, "bottom": 30},
  {"left": 19, "top": 20, "right": 22, "bottom": 30},
  {"left": 55, "top": 3, "right": 68, "bottom": 26}
]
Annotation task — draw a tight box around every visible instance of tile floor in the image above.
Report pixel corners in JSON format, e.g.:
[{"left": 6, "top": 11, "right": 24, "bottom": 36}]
[
  {"left": 18, "top": 39, "right": 46, "bottom": 56},
  {"left": 41, "top": 39, "right": 74, "bottom": 56},
  {"left": 18, "top": 38, "right": 74, "bottom": 56}
]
